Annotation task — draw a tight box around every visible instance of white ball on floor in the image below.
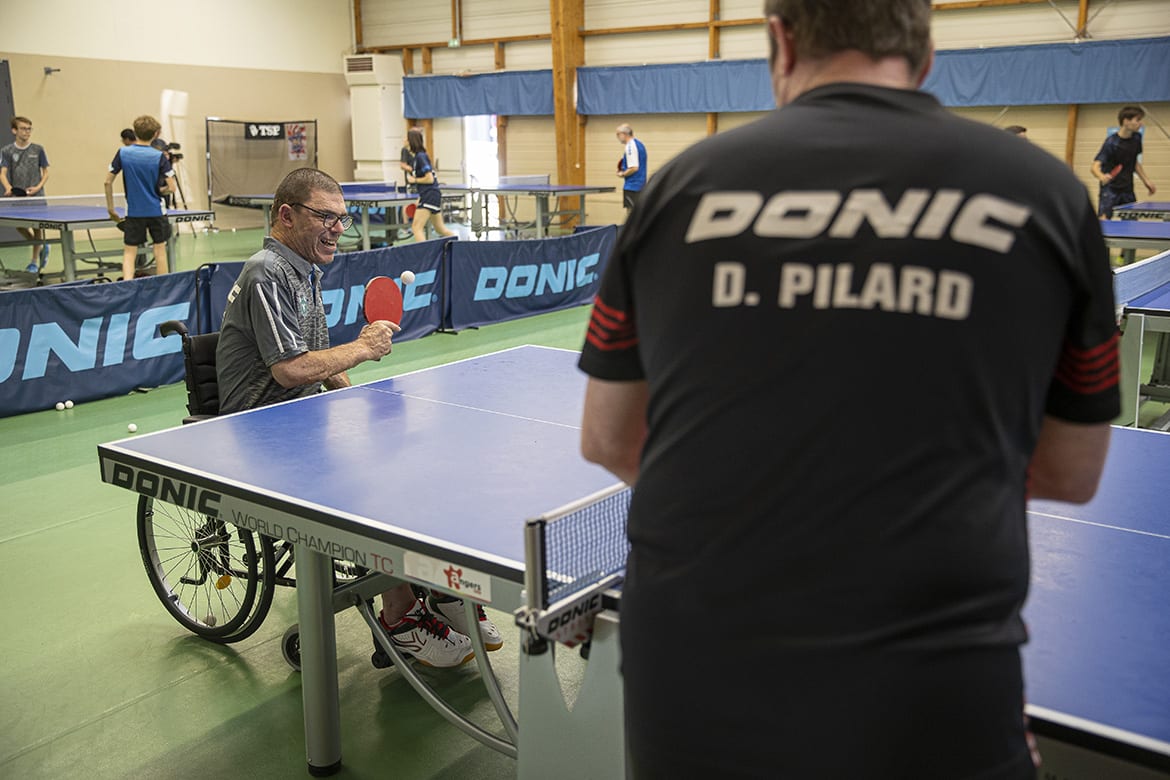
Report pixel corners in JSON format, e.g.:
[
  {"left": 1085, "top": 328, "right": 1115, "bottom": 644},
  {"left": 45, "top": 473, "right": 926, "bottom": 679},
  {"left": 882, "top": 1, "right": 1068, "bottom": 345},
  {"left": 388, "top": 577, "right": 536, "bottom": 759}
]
[
  {"left": 55, "top": 402, "right": 64, "bottom": 411},
  {"left": 127, "top": 423, "right": 138, "bottom": 433},
  {"left": 64, "top": 400, "right": 74, "bottom": 409},
  {"left": 400, "top": 270, "right": 416, "bottom": 284}
]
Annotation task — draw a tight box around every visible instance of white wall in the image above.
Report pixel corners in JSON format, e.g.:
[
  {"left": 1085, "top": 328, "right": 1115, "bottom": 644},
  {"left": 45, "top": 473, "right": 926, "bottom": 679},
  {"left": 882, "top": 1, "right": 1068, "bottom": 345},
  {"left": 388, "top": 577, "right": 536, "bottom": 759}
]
[{"left": 0, "top": 0, "right": 355, "bottom": 73}]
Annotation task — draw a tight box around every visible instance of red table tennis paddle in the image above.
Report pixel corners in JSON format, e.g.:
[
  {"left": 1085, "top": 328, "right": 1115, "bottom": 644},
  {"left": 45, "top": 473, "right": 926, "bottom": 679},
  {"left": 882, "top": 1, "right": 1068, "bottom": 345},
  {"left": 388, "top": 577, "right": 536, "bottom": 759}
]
[
  {"left": 363, "top": 275, "right": 403, "bottom": 325},
  {"left": 405, "top": 203, "right": 417, "bottom": 220},
  {"left": 1110, "top": 164, "right": 1122, "bottom": 177}
]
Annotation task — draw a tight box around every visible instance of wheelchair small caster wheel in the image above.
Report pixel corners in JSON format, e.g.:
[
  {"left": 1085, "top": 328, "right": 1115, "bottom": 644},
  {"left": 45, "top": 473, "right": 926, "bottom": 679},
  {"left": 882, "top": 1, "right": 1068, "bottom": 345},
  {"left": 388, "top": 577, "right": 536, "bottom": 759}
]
[{"left": 282, "top": 624, "right": 302, "bottom": 671}]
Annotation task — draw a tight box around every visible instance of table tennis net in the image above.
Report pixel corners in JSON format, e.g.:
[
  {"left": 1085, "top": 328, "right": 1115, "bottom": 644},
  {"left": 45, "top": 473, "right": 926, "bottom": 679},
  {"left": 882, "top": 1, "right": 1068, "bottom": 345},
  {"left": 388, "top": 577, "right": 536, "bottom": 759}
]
[
  {"left": 498, "top": 174, "right": 551, "bottom": 187},
  {"left": 528, "top": 484, "right": 630, "bottom": 610},
  {"left": 1114, "top": 248, "right": 1170, "bottom": 310}
]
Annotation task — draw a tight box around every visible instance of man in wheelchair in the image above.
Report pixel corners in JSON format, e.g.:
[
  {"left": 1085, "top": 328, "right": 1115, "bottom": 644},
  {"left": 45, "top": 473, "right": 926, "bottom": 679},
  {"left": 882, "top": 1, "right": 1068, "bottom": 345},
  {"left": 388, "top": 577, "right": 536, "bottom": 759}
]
[{"left": 216, "top": 168, "right": 502, "bottom": 668}]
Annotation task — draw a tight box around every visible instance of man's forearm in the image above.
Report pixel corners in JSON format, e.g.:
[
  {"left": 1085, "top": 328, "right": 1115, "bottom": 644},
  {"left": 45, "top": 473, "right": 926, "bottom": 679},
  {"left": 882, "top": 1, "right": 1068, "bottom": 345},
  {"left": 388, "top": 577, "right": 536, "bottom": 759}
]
[{"left": 272, "top": 342, "right": 374, "bottom": 389}]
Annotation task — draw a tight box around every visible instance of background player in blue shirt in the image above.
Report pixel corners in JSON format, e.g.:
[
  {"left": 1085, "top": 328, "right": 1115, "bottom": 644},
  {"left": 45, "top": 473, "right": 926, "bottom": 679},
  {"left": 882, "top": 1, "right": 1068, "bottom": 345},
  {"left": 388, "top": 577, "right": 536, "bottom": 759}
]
[
  {"left": 404, "top": 127, "right": 455, "bottom": 243},
  {"left": 1091, "top": 105, "right": 1157, "bottom": 218},
  {"left": 616, "top": 123, "right": 647, "bottom": 211},
  {"left": 104, "top": 115, "right": 176, "bottom": 281}
]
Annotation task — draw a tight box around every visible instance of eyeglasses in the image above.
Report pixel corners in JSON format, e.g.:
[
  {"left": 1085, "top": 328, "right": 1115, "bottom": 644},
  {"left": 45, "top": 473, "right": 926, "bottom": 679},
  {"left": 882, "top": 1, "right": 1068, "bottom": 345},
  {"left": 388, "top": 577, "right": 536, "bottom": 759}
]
[{"left": 291, "top": 203, "right": 353, "bottom": 230}]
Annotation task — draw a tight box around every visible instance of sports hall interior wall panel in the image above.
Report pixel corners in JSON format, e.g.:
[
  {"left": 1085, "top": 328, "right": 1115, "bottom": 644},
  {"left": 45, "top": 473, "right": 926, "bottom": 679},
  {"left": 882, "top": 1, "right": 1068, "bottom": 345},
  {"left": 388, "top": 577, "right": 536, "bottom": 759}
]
[
  {"left": 950, "top": 104, "right": 1071, "bottom": 150},
  {"left": 0, "top": 53, "right": 352, "bottom": 211},
  {"left": 585, "top": 0, "right": 710, "bottom": 28},
  {"left": 500, "top": 116, "right": 559, "bottom": 222},
  {"left": 429, "top": 47, "right": 499, "bottom": 75},
  {"left": 584, "top": 30, "right": 712, "bottom": 67},
  {"left": 1077, "top": 0, "right": 1170, "bottom": 40},
  {"left": 462, "top": 0, "right": 551, "bottom": 41},
  {"left": 432, "top": 117, "right": 466, "bottom": 183},
  {"left": 492, "top": 42, "right": 554, "bottom": 73},
  {"left": 719, "top": 0, "right": 766, "bottom": 18},
  {"left": 720, "top": 27, "right": 770, "bottom": 61},
  {"left": 931, "top": 0, "right": 1170, "bottom": 48},
  {"left": 717, "top": 112, "right": 769, "bottom": 134},
  {"left": 0, "top": 0, "right": 350, "bottom": 74},
  {"left": 360, "top": 3, "right": 451, "bottom": 49}
]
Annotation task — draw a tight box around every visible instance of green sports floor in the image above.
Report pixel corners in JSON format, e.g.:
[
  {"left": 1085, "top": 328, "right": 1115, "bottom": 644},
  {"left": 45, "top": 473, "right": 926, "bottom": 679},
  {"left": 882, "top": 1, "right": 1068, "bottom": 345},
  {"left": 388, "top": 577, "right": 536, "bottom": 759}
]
[{"left": 0, "top": 225, "right": 596, "bottom": 780}]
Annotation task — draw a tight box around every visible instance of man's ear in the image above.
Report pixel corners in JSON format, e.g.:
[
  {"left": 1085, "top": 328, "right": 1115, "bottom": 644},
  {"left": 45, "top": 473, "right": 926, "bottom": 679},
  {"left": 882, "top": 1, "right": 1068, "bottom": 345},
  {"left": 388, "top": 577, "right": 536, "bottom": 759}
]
[
  {"left": 273, "top": 203, "right": 294, "bottom": 229},
  {"left": 768, "top": 16, "right": 797, "bottom": 76}
]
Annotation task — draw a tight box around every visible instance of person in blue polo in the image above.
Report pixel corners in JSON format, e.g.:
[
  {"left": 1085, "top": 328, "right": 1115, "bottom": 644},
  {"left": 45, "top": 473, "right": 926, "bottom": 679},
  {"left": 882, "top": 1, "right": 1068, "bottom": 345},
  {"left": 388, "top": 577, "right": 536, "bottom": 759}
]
[
  {"left": 104, "top": 114, "right": 175, "bottom": 281},
  {"left": 616, "top": 123, "right": 647, "bottom": 212}
]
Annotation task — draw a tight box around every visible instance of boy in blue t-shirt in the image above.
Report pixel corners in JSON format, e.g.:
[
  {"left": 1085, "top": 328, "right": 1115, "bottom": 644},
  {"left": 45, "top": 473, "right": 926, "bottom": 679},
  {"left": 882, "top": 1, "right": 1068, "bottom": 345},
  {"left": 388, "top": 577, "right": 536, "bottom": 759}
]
[{"left": 104, "top": 114, "right": 176, "bottom": 280}]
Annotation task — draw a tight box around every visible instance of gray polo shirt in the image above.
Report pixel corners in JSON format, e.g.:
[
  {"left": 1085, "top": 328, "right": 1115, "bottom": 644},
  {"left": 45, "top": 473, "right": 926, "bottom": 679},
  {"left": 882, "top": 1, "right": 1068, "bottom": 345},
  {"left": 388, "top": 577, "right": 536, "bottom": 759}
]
[{"left": 216, "top": 237, "right": 329, "bottom": 413}]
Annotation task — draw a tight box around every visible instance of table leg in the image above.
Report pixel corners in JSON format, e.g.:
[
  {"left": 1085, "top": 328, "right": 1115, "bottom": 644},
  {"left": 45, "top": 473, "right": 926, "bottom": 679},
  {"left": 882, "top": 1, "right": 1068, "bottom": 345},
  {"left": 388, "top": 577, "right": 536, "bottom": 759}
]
[
  {"left": 60, "top": 229, "right": 77, "bottom": 282},
  {"left": 361, "top": 207, "right": 371, "bottom": 252},
  {"left": 517, "top": 611, "right": 626, "bottom": 779},
  {"left": 1117, "top": 312, "right": 1146, "bottom": 427},
  {"left": 296, "top": 547, "right": 343, "bottom": 776},
  {"left": 535, "top": 195, "right": 548, "bottom": 240}
]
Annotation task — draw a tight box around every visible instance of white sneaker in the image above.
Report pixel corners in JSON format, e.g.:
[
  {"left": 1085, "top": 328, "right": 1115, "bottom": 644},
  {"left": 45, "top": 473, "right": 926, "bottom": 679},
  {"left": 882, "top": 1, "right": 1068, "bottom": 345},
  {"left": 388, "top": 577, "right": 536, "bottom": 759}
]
[
  {"left": 380, "top": 600, "right": 474, "bottom": 668},
  {"left": 427, "top": 593, "right": 504, "bottom": 651}
]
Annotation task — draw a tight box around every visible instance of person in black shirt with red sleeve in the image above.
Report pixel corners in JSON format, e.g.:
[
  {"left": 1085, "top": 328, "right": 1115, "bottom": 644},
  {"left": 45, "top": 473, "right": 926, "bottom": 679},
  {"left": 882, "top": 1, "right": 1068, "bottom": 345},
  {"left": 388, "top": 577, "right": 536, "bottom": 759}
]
[{"left": 577, "top": 1, "right": 1119, "bottom": 778}]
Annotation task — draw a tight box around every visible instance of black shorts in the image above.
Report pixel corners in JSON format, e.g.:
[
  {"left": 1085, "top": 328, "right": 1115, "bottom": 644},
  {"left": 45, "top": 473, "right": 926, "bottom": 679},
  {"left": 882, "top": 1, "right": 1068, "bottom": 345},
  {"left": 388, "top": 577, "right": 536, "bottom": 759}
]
[
  {"left": 417, "top": 188, "right": 442, "bottom": 213},
  {"left": 122, "top": 216, "right": 171, "bottom": 246},
  {"left": 623, "top": 188, "right": 641, "bottom": 210},
  {"left": 1098, "top": 187, "right": 1136, "bottom": 219}
]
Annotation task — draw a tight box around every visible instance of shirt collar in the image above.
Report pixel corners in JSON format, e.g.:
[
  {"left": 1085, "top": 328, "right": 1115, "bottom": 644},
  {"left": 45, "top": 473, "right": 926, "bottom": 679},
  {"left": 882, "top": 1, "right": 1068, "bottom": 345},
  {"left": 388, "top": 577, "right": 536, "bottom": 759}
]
[{"left": 263, "top": 236, "right": 320, "bottom": 286}]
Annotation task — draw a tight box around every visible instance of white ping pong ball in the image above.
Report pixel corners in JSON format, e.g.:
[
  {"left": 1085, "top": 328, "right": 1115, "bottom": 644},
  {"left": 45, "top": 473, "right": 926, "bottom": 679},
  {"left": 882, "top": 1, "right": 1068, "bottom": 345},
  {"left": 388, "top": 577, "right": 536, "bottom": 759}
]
[
  {"left": 55, "top": 402, "right": 65, "bottom": 411},
  {"left": 400, "top": 270, "right": 416, "bottom": 285},
  {"left": 127, "top": 423, "right": 138, "bottom": 433},
  {"left": 64, "top": 400, "right": 74, "bottom": 409}
]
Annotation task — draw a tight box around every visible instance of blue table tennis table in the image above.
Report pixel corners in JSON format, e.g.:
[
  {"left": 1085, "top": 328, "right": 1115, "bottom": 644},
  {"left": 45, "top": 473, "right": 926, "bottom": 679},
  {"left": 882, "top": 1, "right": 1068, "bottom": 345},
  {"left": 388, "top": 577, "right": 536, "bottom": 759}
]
[
  {"left": 1115, "top": 249, "right": 1170, "bottom": 428},
  {"left": 95, "top": 346, "right": 1170, "bottom": 777},
  {"left": 1102, "top": 219, "right": 1170, "bottom": 265},
  {"left": 0, "top": 194, "right": 213, "bottom": 281},
  {"left": 1116, "top": 201, "right": 1170, "bottom": 221}
]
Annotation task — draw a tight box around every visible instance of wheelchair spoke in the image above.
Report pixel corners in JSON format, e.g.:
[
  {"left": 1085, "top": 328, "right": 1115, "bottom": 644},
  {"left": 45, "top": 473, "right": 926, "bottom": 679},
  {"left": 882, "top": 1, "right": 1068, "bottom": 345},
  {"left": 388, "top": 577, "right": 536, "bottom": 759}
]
[{"left": 137, "top": 495, "right": 275, "bottom": 643}]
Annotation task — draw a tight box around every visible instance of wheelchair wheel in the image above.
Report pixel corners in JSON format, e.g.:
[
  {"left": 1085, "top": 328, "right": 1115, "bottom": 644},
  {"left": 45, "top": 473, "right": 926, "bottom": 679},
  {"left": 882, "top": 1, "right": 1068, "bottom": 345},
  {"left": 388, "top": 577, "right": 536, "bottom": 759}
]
[
  {"left": 281, "top": 623, "right": 302, "bottom": 671},
  {"left": 137, "top": 495, "right": 276, "bottom": 643}
]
